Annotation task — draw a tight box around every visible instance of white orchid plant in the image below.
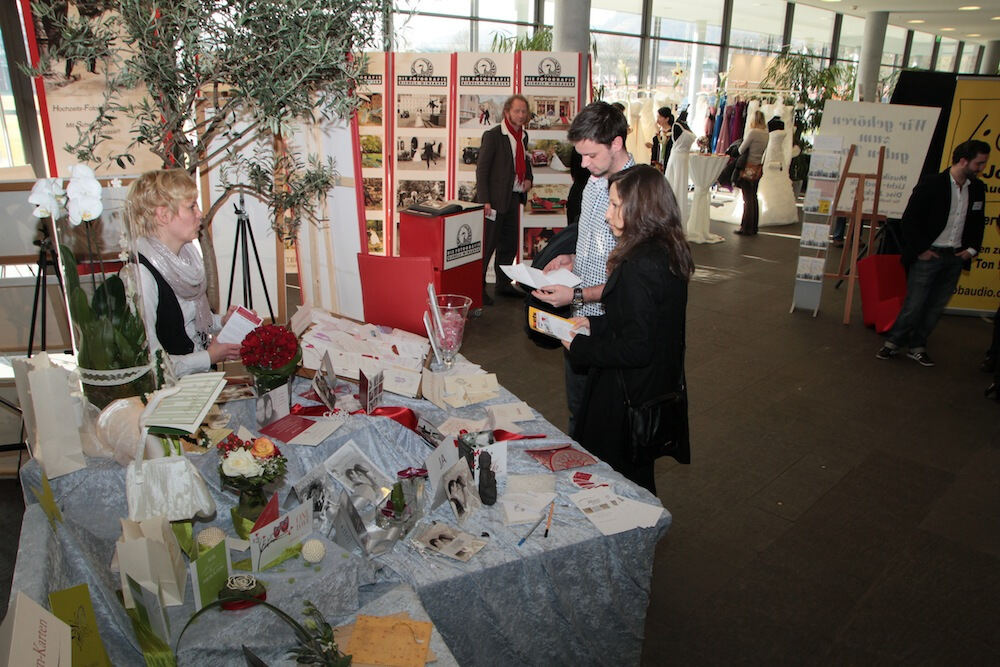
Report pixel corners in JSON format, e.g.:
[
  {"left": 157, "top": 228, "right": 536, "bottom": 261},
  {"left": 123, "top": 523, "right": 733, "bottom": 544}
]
[{"left": 30, "top": 167, "right": 152, "bottom": 385}]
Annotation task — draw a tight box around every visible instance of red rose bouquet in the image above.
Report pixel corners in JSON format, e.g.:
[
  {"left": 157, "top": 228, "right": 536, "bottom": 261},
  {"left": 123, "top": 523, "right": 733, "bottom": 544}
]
[{"left": 240, "top": 324, "right": 301, "bottom": 394}]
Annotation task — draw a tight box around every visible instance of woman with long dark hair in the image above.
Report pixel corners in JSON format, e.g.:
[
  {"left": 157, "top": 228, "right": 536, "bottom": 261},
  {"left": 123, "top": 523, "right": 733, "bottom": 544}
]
[{"left": 564, "top": 165, "right": 693, "bottom": 493}]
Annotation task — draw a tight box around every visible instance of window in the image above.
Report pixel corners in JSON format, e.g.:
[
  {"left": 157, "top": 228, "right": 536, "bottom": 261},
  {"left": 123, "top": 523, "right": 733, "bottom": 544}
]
[
  {"left": 476, "top": 0, "right": 535, "bottom": 24},
  {"left": 729, "top": 0, "right": 787, "bottom": 54},
  {"left": 477, "top": 21, "right": 532, "bottom": 52},
  {"left": 650, "top": 0, "right": 724, "bottom": 44},
  {"left": 648, "top": 40, "right": 721, "bottom": 104},
  {"left": 789, "top": 3, "right": 835, "bottom": 59},
  {"left": 882, "top": 25, "right": 907, "bottom": 68},
  {"left": 393, "top": 13, "right": 470, "bottom": 52},
  {"left": 590, "top": 0, "right": 644, "bottom": 36},
  {"left": 837, "top": 14, "right": 864, "bottom": 64},
  {"left": 936, "top": 37, "right": 958, "bottom": 72},
  {"left": 959, "top": 45, "right": 980, "bottom": 74},
  {"left": 0, "top": 36, "right": 26, "bottom": 168},
  {"left": 909, "top": 31, "right": 934, "bottom": 69},
  {"left": 592, "top": 33, "right": 642, "bottom": 89}
]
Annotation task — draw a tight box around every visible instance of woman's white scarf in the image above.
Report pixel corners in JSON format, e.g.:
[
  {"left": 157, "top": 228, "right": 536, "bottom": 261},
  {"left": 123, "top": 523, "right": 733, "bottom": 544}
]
[{"left": 135, "top": 236, "right": 213, "bottom": 342}]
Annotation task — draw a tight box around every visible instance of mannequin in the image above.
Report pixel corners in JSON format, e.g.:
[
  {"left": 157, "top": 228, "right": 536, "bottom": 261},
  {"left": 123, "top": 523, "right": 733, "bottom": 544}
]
[
  {"left": 758, "top": 106, "right": 797, "bottom": 226},
  {"left": 664, "top": 111, "right": 696, "bottom": 223}
]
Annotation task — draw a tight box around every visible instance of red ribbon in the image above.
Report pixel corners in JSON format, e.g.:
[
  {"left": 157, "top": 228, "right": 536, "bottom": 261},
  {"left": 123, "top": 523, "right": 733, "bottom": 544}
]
[
  {"left": 291, "top": 404, "right": 335, "bottom": 417},
  {"left": 348, "top": 405, "right": 419, "bottom": 432},
  {"left": 493, "top": 430, "right": 546, "bottom": 441}
]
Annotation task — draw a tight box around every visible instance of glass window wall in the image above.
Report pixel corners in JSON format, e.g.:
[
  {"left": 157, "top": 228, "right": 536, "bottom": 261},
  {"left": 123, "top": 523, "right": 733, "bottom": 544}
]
[
  {"left": 837, "top": 14, "right": 864, "bottom": 64},
  {"left": 882, "top": 25, "right": 907, "bottom": 68},
  {"left": 592, "top": 33, "right": 642, "bottom": 89},
  {"left": 590, "top": 0, "right": 644, "bottom": 35},
  {"left": 958, "top": 46, "right": 980, "bottom": 74},
  {"left": 729, "top": 0, "right": 787, "bottom": 54},
  {"left": 393, "top": 13, "right": 471, "bottom": 52},
  {"left": 789, "top": 3, "right": 835, "bottom": 59},
  {"left": 650, "top": 0, "right": 724, "bottom": 45},
  {"left": 936, "top": 37, "right": 958, "bottom": 72},
  {"left": 909, "top": 32, "right": 935, "bottom": 69}
]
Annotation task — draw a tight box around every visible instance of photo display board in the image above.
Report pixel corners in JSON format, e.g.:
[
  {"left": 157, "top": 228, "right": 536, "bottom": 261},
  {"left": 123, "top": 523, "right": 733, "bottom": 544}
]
[{"left": 352, "top": 51, "right": 586, "bottom": 263}]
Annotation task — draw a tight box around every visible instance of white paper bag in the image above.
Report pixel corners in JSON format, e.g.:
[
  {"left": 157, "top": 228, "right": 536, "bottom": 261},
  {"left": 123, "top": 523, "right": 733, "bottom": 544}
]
[
  {"left": 14, "top": 353, "right": 86, "bottom": 478},
  {"left": 115, "top": 516, "right": 188, "bottom": 608},
  {"left": 0, "top": 592, "right": 72, "bottom": 666}
]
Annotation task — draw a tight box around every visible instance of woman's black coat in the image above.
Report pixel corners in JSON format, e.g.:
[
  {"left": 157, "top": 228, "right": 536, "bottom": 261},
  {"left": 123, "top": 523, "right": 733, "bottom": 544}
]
[{"left": 568, "top": 241, "right": 687, "bottom": 481}]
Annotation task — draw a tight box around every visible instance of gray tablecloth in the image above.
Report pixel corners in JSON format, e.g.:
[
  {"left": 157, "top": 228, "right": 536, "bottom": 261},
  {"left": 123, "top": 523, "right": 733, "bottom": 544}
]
[{"left": 15, "top": 378, "right": 671, "bottom": 666}]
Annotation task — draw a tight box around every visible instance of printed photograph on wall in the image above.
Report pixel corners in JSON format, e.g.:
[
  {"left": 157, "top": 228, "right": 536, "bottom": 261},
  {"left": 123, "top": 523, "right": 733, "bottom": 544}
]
[
  {"left": 366, "top": 218, "right": 385, "bottom": 255},
  {"left": 526, "top": 138, "right": 575, "bottom": 174},
  {"left": 522, "top": 227, "right": 559, "bottom": 261},
  {"left": 397, "top": 180, "right": 445, "bottom": 209},
  {"left": 363, "top": 177, "right": 384, "bottom": 210},
  {"left": 455, "top": 181, "right": 478, "bottom": 202},
  {"left": 360, "top": 135, "right": 382, "bottom": 168},
  {"left": 397, "top": 94, "right": 448, "bottom": 128},
  {"left": 457, "top": 135, "right": 482, "bottom": 172},
  {"left": 458, "top": 94, "right": 507, "bottom": 128},
  {"left": 525, "top": 182, "right": 571, "bottom": 215},
  {"left": 395, "top": 135, "right": 447, "bottom": 170},
  {"left": 525, "top": 95, "right": 576, "bottom": 130},
  {"left": 358, "top": 92, "right": 383, "bottom": 126}
]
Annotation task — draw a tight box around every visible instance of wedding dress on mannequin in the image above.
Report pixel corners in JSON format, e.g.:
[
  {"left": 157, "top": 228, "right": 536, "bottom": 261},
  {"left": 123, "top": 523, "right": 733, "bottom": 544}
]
[{"left": 665, "top": 125, "right": 696, "bottom": 223}]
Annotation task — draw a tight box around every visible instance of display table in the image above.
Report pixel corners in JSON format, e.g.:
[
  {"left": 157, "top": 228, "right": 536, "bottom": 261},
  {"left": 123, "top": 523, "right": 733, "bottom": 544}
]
[
  {"left": 686, "top": 154, "right": 730, "bottom": 244},
  {"left": 14, "top": 378, "right": 670, "bottom": 665}
]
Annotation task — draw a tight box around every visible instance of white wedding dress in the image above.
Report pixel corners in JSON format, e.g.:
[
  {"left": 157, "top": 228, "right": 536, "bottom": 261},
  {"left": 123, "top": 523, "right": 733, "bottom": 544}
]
[
  {"left": 665, "top": 128, "right": 696, "bottom": 224},
  {"left": 758, "top": 129, "right": 798, "bottom": 226}
]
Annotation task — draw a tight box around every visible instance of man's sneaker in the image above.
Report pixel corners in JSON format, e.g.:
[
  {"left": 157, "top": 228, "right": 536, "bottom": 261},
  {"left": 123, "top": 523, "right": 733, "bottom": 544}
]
[
  {"left": 907, "top": 351, "right": 935, "bottom": 367},
  {"left": 876, "top": 344, "right": 899, "bottom": 360}
]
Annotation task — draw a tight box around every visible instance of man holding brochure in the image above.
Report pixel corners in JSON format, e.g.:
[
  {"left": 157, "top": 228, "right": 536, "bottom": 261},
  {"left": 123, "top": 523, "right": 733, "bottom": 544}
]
[
  {"left": 476, "top": 94, "right": 533, "bottom": 305},
  {"left": 532, "top": 102, "right": 633, "bottom": 432}
]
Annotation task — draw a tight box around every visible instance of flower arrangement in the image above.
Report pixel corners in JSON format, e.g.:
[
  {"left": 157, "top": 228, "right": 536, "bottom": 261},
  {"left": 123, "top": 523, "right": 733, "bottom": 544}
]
[
  {"left": 217, "top": 433, "right": 287, "bottom": 493},
  {"left": 672, "top": 67, "right": 685, "bottom": 89},
  {"left": 31, "top": 166, "right": 154, "bottom": 407},
  {"left": 219, "top": 433, "right": 288, "bottom": 536},
  {"left": 241, "top": 324, "right": 302, "bottom": 394}
]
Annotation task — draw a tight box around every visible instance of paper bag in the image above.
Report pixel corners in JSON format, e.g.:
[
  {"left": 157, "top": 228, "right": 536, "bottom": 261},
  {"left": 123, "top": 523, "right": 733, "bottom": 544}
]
[
  {"left": 115, "top": 516, "right": 188, "bottom": 608},
  {"left": 13, "top": 352, "right": 86, "bottom": 478},
  {"left": 0, "top": 591, "right": 72, "bottom": 666}
]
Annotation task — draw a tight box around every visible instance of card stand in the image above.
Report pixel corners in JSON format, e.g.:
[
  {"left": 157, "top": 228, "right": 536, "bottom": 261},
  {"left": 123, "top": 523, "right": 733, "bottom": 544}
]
[{"left": 790, "top": 210, "right": 831, "bottom": 317}]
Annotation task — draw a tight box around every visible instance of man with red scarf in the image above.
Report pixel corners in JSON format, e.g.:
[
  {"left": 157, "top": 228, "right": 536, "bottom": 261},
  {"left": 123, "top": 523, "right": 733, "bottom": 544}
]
[{"left": 476, "top": 94, "right": 533, "bottom": 304}]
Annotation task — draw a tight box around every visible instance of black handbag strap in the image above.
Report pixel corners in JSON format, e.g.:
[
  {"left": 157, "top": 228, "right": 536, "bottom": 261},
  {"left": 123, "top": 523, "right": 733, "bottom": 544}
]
[{"left": 616, "top": 369, "right": 684, "bottom": 409}]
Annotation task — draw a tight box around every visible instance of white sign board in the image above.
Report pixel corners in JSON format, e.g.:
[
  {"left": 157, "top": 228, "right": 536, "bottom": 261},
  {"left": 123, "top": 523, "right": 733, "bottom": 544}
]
[
  {"left": 442, "top": 209, "right": 484, "bottom": 270},
  {"left": 817, "top": 101, "right": 940, "bottom": 218}
]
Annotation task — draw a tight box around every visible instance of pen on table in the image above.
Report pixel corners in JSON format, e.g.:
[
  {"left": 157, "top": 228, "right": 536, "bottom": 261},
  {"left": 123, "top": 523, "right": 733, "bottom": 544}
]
[
  {"left": 517, "top": 512, "right": 546, "bottom": 547},
  {"left": 543, "top": 501, "right": 555, "bottom": 538}
]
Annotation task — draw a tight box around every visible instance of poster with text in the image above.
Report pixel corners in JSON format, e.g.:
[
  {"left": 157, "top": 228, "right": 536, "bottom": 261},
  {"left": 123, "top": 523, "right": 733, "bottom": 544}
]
[
  {"left": 819, "top": 101, "right": 940, "bottom": 218},
  {"left": 939, "top": 77, "right": 1000, "bottom": 313}
]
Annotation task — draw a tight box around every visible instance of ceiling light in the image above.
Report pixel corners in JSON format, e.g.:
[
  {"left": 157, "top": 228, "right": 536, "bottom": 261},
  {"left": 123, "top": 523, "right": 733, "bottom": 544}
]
[
  {"left": 958, "top": 6, "right": 980, "bottom": 10},
  {"left": 907, "top": 20, "right": 925, "bottom": 24},
  {"left": 992, "top": 16, "right": 1000, "bottom": 21},
  {"left": 940, "top": 27, "right": 955, "bottom": 31},
  {"left": 967, "top": 34, "right": 981, "bottom": 37}
]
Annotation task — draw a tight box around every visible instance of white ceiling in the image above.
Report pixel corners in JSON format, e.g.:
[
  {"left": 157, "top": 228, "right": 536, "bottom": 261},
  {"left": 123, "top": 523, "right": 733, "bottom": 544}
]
[{"left": 793, "top": 1, "right": 1000, "bottom": 47}]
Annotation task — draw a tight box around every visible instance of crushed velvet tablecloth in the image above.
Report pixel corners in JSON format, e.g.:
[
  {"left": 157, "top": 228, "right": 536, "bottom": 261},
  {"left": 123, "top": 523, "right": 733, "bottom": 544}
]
[{"left": 15, "top": 378, "right": 671, "bottom": 666}]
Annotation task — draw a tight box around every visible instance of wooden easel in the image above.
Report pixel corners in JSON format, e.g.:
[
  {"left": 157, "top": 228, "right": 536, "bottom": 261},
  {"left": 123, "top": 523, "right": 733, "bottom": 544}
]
[{"left": 825, "top": 144, "right": 886, "bottom": 324}]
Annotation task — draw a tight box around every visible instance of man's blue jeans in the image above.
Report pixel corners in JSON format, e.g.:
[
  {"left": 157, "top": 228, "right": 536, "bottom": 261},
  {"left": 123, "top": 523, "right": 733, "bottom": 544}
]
[{"left": 886, "top": 253, "right": 964, "bottom": 352}]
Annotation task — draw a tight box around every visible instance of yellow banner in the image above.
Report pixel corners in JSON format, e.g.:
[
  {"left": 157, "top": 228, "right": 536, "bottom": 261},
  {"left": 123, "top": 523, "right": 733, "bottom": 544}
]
[{"left": 941, "top": 77, "right": 1000, "bottom": 312}]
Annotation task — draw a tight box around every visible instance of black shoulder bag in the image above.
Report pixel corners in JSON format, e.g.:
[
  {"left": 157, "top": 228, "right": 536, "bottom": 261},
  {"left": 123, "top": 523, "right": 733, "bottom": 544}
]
[{"left": 617, "top": 370, "right": 691, "bottom": 465}]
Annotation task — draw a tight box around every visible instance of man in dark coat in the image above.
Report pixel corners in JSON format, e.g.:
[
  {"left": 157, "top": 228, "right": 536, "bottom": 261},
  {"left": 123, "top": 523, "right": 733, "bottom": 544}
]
[
  {"left": 476, "top": 94, "right": 533, "bottom": 304},
  {"left": 876, "top": 139, "right": 990, "bottom": 367}
]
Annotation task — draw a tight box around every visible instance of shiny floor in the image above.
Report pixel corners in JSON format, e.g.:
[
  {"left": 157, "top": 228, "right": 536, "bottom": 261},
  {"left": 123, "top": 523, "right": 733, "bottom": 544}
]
[{"left": 3, "top": 214, "right": 998, "bottom": 664}]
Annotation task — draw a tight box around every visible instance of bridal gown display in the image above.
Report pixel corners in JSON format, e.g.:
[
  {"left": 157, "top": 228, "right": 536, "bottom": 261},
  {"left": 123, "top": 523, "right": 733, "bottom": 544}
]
[
  {"left": 665, "top": 127, "right": 696, "bottom": 224},
  {"left": 758, "top": 129, "right": 798, "bottom": 226}
]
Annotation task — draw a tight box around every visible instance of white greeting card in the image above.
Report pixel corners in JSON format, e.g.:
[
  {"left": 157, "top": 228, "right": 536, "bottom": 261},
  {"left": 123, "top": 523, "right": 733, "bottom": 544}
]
[{"left": 249, "top": 501, "right": 312, "bottom": 571}]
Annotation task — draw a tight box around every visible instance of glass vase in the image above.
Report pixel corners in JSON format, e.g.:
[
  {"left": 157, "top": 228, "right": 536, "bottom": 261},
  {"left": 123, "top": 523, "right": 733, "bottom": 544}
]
[{"left": 230, "top": 485, "right": 268, "bottom": 539}]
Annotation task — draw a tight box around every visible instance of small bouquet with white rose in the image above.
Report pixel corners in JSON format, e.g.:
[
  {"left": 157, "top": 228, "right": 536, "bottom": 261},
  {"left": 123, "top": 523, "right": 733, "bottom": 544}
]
[{"left": 217, "top": 433, "right": 288, "bottom": 537}]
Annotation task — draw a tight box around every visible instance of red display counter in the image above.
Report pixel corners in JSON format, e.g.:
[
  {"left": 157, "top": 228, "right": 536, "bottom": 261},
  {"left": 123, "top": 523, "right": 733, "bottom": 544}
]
[{"left": 398, "top": 207, "right": 484, "bottom": 310}]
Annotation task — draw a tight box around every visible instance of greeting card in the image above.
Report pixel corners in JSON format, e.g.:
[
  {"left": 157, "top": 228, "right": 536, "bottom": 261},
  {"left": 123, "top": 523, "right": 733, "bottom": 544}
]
[{"left": 249, "top": 501, "right": 312, "bottom": 571}]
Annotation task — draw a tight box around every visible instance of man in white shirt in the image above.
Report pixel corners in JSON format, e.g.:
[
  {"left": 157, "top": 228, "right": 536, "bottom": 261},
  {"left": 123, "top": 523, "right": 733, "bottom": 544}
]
[
  {"left": 476, "top": 94, "right": 533, "bottom": 304},
  {"left": 876, "top": 140, "right": 990, "bottom": 367}
]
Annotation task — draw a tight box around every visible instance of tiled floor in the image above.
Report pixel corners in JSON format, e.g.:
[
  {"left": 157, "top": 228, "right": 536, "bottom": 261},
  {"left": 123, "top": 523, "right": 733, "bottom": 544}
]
[{"left": 2, "top": 213, "right": 998, "bottom": 664}]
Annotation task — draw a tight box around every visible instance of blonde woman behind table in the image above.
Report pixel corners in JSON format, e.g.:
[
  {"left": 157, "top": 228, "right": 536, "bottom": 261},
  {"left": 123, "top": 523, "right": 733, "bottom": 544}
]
[
  {"left": 127, "top": 169, "right": 243, "bottom": 377},
  {"left": 734, "top": 110, "right": 768, "bottom": 236}
]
